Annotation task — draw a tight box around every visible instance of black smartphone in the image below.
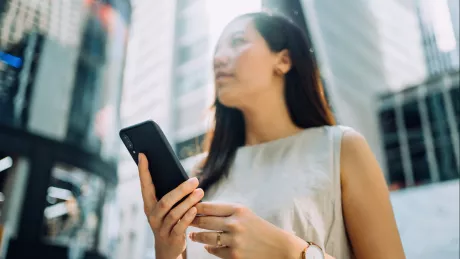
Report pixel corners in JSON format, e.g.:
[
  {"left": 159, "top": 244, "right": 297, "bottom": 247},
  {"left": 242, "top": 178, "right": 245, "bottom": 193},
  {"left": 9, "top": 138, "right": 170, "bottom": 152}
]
[{"left": 119, "top": 120, "right": 191, "bottom": 206}]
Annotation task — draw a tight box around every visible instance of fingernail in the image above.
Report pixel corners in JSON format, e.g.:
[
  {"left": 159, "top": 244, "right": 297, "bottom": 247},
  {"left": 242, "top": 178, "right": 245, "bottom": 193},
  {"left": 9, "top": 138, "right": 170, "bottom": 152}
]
[
  {"left": 189, "top": 177, "right": 198, "bottom": 184},
  {"left": 194, "top": 188, "right": 203, "bottom": 197},
  {"left": 138, "top": 153, "right": 142, "bottom": 162},
  {"left": 189, "top": 232, "right": 194, "bottom": 240}
]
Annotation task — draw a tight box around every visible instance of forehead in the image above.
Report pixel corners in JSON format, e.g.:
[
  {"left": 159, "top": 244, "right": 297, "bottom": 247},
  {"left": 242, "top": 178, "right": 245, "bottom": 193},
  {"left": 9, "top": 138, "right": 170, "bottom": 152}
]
[{"left": 217, "top": 17, "right": 257, "bottom": 43}]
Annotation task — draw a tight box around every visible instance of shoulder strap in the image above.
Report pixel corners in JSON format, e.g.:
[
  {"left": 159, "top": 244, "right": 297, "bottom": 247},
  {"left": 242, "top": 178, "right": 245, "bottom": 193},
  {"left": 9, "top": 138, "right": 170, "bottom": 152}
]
[
  {"left": 332, "top": 126, "right": 354, "bottom": 189},
  {"left": 332, "top": 126, "right": 343, "bottom": 193},
  {"left": 324, "top": 126, "right": 346, "bottom": 249}
]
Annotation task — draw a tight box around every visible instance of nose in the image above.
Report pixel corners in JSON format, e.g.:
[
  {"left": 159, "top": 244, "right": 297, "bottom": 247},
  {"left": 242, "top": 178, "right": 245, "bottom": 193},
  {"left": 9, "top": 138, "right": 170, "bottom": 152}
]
[{"left": 213, "top": 48, "right": 231, "bottom": 70}]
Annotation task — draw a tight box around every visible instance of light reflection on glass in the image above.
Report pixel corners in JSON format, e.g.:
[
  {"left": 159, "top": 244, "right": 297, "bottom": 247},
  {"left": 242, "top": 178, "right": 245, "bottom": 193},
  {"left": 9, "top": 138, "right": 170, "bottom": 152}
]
[{"left": 43, "top": 163, "right": 106, "bottom": 257}]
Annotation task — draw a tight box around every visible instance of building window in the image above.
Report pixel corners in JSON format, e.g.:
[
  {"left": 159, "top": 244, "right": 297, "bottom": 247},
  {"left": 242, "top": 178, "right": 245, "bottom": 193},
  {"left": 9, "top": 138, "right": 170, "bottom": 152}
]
[
  {"left": 176, "top": 133, "right": 206, "bottom": 160},
  {"left": 177, "top": 13, "right": 207, "bottom": 37},
  {"left": 176, "top": 66, "right": 208, "bottom": 95},
  {"left": 176, "top": 100, "right": 207, "bottom": 129},
  {"left": 177, "top": 37, "right": 208, "bottom": 65},
  {"left": 131, "top": 204, "right": 138, "bottom": 219},
  {"left": 450, "top": 87, "right": 460, "bottom": 132},
  {"left": 402, "top": 100, "right": 430, "bottom": 185},
  {"left": 379, "top": 73, "right": 459, "bottom": 190},
  {"left": 379, "top": 107, "right": 405, "bottom": 189},
  {"left": 425, "top": 91, "right": 458, "bottom": 180},
  {"left": 128, "top": 231, "right": 137, "bottom": 256},
  {"left": 177, "top": 0, "right": 197, "bottom": 10}
]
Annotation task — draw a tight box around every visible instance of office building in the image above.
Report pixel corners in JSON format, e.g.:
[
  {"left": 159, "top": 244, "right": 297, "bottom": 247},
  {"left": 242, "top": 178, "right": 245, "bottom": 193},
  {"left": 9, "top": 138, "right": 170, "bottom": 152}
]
[
  {"left": 0, "top": 0, "right": 130, "bottom": 258},
  {"left": 116, "top": 0, "right": 177, "bottom": 258},
  {"left": 378, "top": 70, "right": 459, "bottom": 189},
  {"left": 174, "top": 0, "right": 262, "bottom": 171},
  {"left": 416, "top": 0, "right": 460, "bottom": 77},
  {"left": 170, "top": 0, "right": 212, "bottom": 172},
  {"left": 300, "top": 0, "right": 427, "bottom": 176}
]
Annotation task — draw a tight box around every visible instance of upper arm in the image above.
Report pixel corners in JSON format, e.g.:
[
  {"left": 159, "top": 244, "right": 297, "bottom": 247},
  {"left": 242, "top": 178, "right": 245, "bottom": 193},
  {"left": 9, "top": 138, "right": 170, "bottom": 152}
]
[{"left": 340, "top": 130, "right": 406, "bottom": 259}]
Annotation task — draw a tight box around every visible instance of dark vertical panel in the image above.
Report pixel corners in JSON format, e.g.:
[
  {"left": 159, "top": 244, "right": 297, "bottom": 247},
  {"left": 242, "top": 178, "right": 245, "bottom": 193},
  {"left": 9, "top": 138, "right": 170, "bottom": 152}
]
[
  {"left": 379, "top": 106, "right": 405, "bottom": 189},
  {"left": 426, "top": 91, "right": 457, "bottom": 180},
  {"left": 402, "top": 100, "right": 430, "bottom": 184},
  {"left": 450, "top": 87, "right": 460, "bottom": 133},
  {"left": 17, "top": 144, "right": 54, "bottom": 242}
]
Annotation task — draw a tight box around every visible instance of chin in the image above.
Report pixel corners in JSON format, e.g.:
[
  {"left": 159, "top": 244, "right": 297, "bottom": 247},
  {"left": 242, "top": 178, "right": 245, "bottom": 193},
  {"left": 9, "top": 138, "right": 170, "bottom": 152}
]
[
  {"left": 217, "top": 91, "right": 240, "bottom": 108},
  {"left": 217, "top": 96, "right": 238, "bottom": 108}
]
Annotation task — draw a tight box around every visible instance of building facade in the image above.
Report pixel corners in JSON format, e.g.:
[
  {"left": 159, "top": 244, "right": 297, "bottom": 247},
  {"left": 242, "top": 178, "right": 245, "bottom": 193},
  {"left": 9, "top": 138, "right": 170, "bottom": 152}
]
[
  {"left": 116, "top": 0, "right": 177, "bottom": 258},
  {"left": 171, "top": 0, "right": 212, "bottom": 171},
  {"left": 416, "top": 0, "right": 460, "bottom": 77},
  {"left": 174, "top": 0, "right": 263, "bottom": 171},
  {"left": 0, "top": 0, "right": 130, "bottom": 258},
  {"left": 300, "top": 0, "right": 427, "bottom": 177},
  {"left": 378, "top": 71, "right": 459, "bottom": 190}
]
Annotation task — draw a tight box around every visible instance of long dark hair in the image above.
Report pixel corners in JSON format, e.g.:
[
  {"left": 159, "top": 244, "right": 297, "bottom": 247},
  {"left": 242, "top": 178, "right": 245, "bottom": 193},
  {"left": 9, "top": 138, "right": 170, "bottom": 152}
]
[{"left": 197, "top": 12, "right": 336, "bottom": 192}]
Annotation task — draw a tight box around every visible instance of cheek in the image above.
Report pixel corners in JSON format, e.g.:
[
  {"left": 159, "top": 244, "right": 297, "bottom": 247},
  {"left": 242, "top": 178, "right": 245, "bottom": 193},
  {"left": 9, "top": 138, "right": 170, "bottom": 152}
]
[{"left": 236, "top": 49, "right": 273, "bottom": 88}]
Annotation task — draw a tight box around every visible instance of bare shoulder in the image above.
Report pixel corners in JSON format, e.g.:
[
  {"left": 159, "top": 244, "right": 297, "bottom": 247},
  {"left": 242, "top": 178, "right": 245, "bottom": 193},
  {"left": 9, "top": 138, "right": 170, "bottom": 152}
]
[
  {"left": 339, "top": 128, "right": 386, "bottom": 188},
  {"left": 340, "top": 128, "right": 369, "bottom": 155}
]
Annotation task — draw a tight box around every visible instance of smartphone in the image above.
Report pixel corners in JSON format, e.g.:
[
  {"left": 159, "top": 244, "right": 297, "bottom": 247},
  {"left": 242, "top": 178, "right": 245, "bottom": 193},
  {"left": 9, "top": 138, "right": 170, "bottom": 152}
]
[{"left": 119, "top": 120, "right": 191, "bottom": 206}]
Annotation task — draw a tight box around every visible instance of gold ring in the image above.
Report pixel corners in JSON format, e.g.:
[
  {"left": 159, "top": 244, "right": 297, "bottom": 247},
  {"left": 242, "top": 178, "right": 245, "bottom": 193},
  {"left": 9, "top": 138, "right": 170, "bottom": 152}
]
[{"left": 216, "top": 232, "right": 222, "bottom": 246}]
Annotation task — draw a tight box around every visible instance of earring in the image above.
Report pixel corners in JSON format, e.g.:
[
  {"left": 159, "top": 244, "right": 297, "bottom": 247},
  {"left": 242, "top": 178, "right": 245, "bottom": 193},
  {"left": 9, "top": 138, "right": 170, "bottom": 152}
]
[{"left": 275, "top": 68, "right": 283, "bottom": 76}]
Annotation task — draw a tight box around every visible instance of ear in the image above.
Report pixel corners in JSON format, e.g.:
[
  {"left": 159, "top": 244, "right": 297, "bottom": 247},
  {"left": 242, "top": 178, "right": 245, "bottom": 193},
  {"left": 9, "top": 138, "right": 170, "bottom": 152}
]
[{"left": 275, "top": 49, "right": 292, "bottom": 74}]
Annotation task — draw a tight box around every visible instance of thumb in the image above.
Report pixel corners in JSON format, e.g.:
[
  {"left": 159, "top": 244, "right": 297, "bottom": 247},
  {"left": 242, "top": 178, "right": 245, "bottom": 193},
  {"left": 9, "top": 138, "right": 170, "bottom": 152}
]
[
  {"left": 138, "top": 153, "right": 158, "bottom": 202},
  {"left": 138, "top": 153, "right": 149, "bottom": 173}
]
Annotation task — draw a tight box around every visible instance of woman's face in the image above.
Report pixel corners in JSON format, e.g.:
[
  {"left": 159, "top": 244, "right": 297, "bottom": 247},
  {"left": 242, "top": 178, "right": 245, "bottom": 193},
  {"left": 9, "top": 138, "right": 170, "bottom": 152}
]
[{"left": 213, "top": 17, "right": 283, "bottom": 109}]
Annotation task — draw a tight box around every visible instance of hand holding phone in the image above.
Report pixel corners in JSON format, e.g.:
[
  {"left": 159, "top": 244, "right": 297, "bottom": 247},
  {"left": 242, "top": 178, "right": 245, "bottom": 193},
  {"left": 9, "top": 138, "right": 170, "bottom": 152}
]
[
  {"left": 119, "top": 120, "right": 190, "bottom": 201},
  {"left": 120, "top": 120, "right": 204, "bottom": 258},
  {"left": 138, "top": 153, "right": 204, "bottom": 258}
]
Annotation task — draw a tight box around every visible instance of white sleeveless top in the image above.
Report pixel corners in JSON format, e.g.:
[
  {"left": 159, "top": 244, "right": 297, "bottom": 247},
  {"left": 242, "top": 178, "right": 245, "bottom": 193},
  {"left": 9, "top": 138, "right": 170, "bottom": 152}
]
[{"left": 186, "top": 126, "right": 354, "bottom": 258}]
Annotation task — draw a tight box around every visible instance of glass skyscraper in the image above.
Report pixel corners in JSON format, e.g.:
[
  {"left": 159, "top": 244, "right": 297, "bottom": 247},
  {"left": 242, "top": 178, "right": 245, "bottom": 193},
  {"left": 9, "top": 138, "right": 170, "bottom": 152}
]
[{"left": 0, "top": 0, "right": 131, "bottom": 258}]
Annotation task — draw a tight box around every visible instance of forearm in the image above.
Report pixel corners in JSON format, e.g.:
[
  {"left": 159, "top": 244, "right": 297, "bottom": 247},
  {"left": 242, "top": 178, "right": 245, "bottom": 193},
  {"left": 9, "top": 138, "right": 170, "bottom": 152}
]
[{"left": 154, "top": 249, "right": 185, "bottom": 259}]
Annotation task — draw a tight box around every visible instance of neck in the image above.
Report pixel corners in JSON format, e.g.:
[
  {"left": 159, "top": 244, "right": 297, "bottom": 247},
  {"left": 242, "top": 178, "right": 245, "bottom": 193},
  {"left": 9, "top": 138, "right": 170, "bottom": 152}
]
[{"left": 241, "top": 92, "right": 302, "bottom": 146}]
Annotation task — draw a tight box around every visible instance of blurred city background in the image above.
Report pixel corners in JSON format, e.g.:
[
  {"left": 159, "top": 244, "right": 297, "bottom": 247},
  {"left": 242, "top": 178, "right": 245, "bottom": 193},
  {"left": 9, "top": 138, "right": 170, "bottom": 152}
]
[{"left": 0, "top": 0, "right": 458, "bottom": 258}]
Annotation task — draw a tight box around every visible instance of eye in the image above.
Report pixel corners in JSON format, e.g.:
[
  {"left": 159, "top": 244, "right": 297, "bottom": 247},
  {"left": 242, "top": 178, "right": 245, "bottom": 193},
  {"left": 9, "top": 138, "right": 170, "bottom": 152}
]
[{"left": 231, "top": 36, "right": 246, "bottom": 47}]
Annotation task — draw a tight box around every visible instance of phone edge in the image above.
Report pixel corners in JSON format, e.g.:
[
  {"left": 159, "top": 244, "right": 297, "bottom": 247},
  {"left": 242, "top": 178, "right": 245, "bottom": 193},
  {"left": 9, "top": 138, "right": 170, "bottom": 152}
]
[{"left": 119, "top": 120, "right": 190, "bottom": 181}]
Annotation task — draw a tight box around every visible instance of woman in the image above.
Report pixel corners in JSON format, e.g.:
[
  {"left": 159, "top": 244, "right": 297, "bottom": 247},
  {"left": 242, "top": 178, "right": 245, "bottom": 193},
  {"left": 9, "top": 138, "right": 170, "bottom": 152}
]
[{"left": 137, "top": 12, "right": 406, "bottom": 259}]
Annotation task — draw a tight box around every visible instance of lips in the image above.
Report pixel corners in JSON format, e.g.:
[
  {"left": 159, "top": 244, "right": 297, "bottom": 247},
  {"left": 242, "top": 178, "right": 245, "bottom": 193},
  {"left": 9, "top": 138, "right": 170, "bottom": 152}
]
[{"left": 215, "top": 71, "right": 234, "bottom": 81}]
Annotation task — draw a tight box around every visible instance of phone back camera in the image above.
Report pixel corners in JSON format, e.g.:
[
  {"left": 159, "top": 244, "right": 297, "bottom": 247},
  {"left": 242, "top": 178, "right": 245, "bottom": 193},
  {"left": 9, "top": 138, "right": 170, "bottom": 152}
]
[{"left": 123, "top": 135, "right": 133, "bottom": 149}]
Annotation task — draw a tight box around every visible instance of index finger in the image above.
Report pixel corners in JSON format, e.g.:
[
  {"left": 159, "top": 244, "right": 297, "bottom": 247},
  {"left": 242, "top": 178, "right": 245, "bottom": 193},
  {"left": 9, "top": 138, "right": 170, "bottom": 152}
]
[
  {"left": 195, "top": 202, "right": 236, "bottom": 217},
  {"left": 159, "top": 177, "right": 199, "bottom": 210},
  {"left": 138, "top": 153, "right": 157, "bottom": 214}
]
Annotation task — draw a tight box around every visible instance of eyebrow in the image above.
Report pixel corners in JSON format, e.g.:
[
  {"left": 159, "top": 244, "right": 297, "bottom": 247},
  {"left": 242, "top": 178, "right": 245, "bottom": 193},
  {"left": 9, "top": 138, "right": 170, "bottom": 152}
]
[
  {"left": 230, "top": 31, "right": 245, "bottom": 38},
  {"left": 216, "top": 31, "right": 245, "bottom": 47},
  {"left": 214, "top": 30, "right": 247, "bottom": 55}
]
